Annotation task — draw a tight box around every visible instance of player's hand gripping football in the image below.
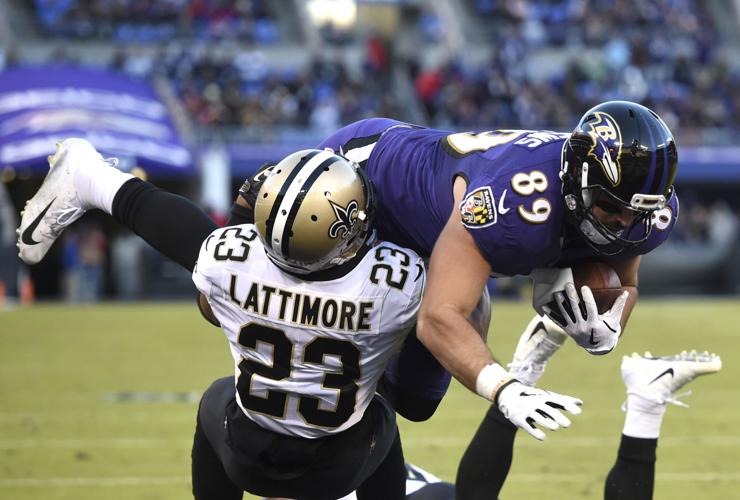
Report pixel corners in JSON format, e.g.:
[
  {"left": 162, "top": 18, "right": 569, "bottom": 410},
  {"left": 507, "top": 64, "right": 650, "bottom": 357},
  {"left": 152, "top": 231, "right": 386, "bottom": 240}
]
[
  {"left": 496, "top": 382, "right": 582, "bottom": 441},
  {"left": 544, "top": 283, "right": 629, "bottom": 355}
]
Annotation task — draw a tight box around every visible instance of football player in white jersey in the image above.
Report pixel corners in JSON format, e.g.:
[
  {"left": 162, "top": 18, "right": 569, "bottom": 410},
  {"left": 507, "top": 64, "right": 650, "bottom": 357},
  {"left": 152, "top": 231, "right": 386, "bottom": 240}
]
[
  {"left": 18, "top": 146, "right": 417, "bottom": 499},
  {"left": 188, "top": 149, "right": 428, "bottom": 499},
  {"left": 17, "top": 141, "right": 583, "bottom": 498}
]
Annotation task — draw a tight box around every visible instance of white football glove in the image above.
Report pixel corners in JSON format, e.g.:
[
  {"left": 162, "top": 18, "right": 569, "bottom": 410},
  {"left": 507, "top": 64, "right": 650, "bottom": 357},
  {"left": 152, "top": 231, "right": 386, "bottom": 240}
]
[
  {"left": 543, "top": 283, "right": 628, "bottom": 355},
  {"left": 497, "top": 381, "right": 583, "bottom": 441}
]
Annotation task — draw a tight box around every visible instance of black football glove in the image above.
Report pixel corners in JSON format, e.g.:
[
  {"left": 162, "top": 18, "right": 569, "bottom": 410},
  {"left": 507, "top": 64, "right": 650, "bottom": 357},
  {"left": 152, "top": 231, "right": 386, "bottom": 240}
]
[{"left": 238, "top": 162, "right": 276, "bottom": 208}]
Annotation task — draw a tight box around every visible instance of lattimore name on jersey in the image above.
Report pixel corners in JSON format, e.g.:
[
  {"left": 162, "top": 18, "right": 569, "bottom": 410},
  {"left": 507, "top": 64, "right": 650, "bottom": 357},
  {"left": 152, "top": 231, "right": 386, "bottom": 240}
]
[{"left": 227, "top": 274, "right": 374, "bottom": 333}]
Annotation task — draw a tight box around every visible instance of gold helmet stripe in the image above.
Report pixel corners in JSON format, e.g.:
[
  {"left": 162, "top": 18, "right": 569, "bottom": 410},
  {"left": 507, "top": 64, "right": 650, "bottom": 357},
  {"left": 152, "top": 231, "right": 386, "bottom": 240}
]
[{"left": 269, "top": 150, "right": 340, "bottom": 260}]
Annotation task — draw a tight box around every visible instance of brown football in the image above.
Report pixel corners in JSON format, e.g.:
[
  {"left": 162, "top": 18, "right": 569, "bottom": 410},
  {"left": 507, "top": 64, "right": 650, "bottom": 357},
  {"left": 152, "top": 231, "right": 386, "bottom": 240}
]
[{"left": 571, "top": 261, "right": 624, "bottom": 314}]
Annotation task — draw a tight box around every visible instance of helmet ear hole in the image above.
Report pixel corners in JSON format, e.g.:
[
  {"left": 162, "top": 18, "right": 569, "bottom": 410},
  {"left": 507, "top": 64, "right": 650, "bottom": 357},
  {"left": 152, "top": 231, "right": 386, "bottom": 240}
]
[{"left": 311, "top": 215, "right": 318, "bottom": 222}]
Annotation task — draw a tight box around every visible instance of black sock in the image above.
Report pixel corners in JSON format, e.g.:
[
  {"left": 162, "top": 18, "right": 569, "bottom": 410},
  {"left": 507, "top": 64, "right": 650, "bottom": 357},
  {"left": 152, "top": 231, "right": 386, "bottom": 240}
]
[
  {"left": 456, "top": 405, "right": 517, "bottom": 500},
  {"left": 111, "top": 178, "right": 218, "bottom": 272},
  {"left": 604, "top": 435, "right": 657, "bottom": 500}
]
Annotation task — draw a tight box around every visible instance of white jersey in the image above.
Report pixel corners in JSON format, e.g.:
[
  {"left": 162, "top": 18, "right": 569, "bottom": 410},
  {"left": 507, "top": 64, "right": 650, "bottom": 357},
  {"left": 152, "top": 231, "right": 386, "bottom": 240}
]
[{"left": 193, "top": 224, "right": 424, "bottom": 438}]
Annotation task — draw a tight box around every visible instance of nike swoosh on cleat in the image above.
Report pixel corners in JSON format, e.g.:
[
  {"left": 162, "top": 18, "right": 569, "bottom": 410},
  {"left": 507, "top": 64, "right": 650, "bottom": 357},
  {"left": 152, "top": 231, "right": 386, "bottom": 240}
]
[
  {"left": 589, "top": 329, "right": 599, "bottom": 345},
  {"left": 21, "top": 198, "right": 56, "bottom": 245},
  {"left": 602, "top": 320, "right": 617, "bottom": 333},
  {"left": 648, "top": 368, "right": 674, "bottom": 385},
  {"left": 528, "top": 321, "right": 547, "bottom": 341},
  {"left": 520, "top": 392, "right": 537, "bottom": 397}
]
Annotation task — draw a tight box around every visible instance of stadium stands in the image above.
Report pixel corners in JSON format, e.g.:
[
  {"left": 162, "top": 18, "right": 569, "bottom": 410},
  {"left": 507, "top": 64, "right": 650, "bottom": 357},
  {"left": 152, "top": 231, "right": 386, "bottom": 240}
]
[
  {"left": 421, "top": 0, "right": 738, "bottom": 144},
  {"left": 32, "top": 0, "right": 280, "bottom": 44}
]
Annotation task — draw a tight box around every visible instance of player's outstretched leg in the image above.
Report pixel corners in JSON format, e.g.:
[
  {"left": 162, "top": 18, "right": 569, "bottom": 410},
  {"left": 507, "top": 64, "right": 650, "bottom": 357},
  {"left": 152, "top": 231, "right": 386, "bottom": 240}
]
[
  {"left": 604, "top": 350, "right": 722, "bottom": 500},
  {"left": 17, "top": 139, "right": 133, "bottom": 264},
  {"left": 17, "top": 138, "right": 218, "bottom": 272},
  {"left": 508, "top": 314, "right": 567, "bottom": 386}
]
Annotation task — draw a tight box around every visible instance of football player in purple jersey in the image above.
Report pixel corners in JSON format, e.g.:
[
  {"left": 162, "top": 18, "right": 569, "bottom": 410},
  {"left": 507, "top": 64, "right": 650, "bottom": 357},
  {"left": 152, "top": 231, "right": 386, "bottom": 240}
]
[{"left": 313, "top": 100, "right": 680, "bottom": 498}]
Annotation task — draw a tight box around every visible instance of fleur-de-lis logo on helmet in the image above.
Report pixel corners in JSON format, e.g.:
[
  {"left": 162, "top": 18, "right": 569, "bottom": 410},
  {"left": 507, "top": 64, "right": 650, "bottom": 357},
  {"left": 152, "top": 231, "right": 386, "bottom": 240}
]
[
  {"left": 586, "top": 111, "right": 623, "bottom": 186},
  {"left": 328, "top": 199, "right": 359, "bottom": 239}
]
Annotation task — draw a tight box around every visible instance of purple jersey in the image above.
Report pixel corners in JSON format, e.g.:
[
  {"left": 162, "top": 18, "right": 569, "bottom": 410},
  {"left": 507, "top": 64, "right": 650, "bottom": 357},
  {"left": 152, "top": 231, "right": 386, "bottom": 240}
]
[{"left": 319, "top": 119, "right": 679, "bottom": 276}]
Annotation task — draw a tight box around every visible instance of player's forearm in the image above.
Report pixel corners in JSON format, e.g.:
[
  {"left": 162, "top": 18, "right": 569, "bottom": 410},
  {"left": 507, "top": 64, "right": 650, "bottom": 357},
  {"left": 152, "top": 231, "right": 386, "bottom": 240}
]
[{"left": 417, "top": 304, "right": 497, "bottom": 393}]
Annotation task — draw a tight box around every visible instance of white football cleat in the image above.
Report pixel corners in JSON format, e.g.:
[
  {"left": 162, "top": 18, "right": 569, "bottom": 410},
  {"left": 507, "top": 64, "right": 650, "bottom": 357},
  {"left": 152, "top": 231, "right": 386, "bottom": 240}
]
[
  {"left": 621, "top": 350, "right": 722, "bottom": 408},
  {"left": 16, "top": 138, "right": 115, "bottom": 265},
  {"left": 508, "top": 315, "right": 568, "bottom": 386}
]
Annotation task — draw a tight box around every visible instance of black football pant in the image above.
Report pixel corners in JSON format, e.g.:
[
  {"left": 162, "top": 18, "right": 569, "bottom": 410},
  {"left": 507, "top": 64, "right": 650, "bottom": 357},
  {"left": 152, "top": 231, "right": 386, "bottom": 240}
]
[{"left": 192, "top": 377, "right": 405, "bottom": 500}]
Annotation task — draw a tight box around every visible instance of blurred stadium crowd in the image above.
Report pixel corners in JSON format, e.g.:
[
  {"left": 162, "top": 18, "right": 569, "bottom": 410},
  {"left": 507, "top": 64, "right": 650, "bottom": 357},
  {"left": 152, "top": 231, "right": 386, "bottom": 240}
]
[
  {"left": 0, "top": 0, "right": 739, "bottom": 302},
  {"left": 33, "top": 0, "right": 279, "bottom": 43},
  {"left": 10, "top": 0, "right": 735, "bottom": 142}
]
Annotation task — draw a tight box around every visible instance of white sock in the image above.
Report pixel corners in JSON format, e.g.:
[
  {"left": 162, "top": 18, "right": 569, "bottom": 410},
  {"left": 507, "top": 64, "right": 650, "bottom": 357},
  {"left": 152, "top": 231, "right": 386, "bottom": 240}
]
[
  {"left": 622, "top": 394, "right": 667, "bottom": 439},
  {"left": 73, "top": 159, "right": 134, "bottom": 214}
]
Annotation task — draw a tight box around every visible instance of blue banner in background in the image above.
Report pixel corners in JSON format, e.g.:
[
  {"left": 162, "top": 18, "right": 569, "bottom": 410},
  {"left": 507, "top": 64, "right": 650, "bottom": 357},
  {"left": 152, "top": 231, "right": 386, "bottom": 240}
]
[{"left": 0, "top": 66, "right": 193, "bottom": 176}]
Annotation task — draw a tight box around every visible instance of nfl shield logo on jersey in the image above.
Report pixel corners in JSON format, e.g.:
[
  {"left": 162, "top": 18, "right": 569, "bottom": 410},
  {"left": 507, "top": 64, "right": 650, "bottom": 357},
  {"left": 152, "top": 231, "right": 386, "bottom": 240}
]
[{"left": 460, "top": 186, "right": 497, "bottom": 228}]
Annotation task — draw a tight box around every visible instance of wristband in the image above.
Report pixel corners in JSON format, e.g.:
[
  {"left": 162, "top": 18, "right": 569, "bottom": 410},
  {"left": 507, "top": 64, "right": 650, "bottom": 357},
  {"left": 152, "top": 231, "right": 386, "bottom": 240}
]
[{"left": 475, "top": 363, "right": 513, "bottom": 402}]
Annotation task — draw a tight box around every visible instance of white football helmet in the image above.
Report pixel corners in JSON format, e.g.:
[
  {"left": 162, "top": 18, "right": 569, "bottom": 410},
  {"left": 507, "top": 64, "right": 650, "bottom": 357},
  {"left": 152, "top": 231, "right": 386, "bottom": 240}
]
[{"left": 254, "top": 149, "right": 375, "bottom": 274}]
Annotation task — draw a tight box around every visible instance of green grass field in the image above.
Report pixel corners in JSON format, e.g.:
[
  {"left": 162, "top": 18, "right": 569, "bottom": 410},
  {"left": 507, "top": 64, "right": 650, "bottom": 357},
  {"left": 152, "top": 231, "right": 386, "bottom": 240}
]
[{"left": 1, "top": 300, "right": 738, "bottom": 499}]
